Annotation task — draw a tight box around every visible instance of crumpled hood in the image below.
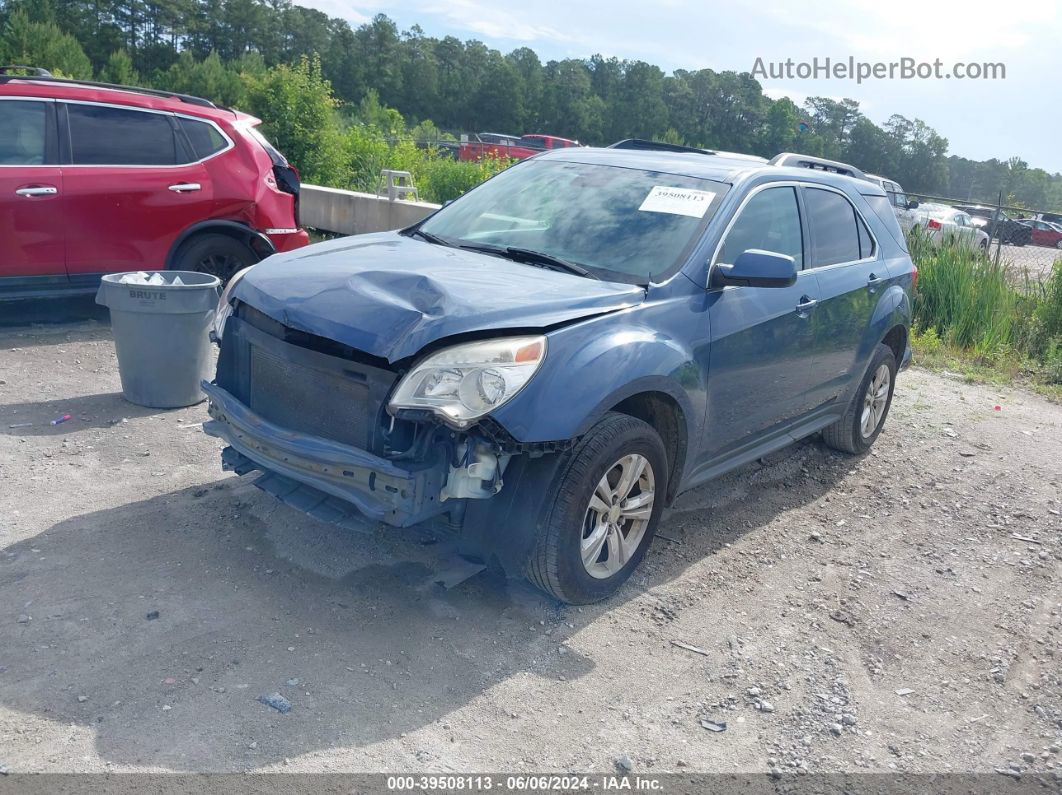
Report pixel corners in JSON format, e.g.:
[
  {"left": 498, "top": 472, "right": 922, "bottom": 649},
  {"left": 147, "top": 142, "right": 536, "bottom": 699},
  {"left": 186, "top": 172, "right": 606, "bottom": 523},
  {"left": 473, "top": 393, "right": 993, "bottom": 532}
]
[{"left": 234, "top": 232, "right": 645, "bottom": 361}]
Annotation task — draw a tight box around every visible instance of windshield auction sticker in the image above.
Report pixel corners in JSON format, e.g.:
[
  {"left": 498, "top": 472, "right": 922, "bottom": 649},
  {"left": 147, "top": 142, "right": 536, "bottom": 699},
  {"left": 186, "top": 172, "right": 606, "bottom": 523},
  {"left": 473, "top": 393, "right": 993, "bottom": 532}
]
[{"left": 638, "top": 186, "right": 716, "bottom": 218}]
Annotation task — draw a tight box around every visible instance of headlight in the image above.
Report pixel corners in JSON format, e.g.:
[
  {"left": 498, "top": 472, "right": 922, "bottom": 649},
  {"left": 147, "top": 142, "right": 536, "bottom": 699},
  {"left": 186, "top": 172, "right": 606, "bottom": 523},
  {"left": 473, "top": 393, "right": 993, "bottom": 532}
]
[
  {"left": 212, "top": 265, "right": 254, "bottom": 340},
  {"left": 388, "top": 336, "right": 547, "bottom": 428}
]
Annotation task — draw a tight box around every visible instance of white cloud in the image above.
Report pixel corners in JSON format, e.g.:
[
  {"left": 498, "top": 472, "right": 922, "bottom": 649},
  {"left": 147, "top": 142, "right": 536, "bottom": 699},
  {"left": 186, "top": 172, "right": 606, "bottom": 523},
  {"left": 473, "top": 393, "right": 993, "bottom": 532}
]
[
  {"left": 417, "top": 0, "right": 581, "bottom": 43},
  {"left": 299, "top": 0, "right": 373, "bottom": 25},
  {"left": 759, "top": 0, "right": 1057, "bottom": 61}
]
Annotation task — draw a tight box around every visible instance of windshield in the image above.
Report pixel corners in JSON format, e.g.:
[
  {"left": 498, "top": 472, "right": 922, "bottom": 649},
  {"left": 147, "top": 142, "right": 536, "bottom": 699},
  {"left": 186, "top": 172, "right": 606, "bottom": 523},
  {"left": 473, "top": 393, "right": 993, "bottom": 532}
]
[{"left": 418, "top": 159, "right": 727, "bottom": 283}]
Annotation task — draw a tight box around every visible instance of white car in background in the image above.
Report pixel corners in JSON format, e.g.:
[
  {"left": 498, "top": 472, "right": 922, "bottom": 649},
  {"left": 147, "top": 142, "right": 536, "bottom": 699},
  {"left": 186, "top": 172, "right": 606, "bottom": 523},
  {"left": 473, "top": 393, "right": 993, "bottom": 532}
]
[
  {"left": 913, "top": 203, "right": 990, "bottom": 252},
  {"left": 864, "top": 173, "right": 920, "bottom": 232}
]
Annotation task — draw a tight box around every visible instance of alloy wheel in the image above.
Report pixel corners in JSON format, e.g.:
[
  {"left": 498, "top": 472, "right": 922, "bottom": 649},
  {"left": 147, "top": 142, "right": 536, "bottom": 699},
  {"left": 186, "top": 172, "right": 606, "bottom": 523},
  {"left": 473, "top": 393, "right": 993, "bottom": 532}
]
[
  {"left": 860, "top": 363, "right": 891, "bottom": 438},
  {"left": 580, "top": 453, "right": 655, "bottom": 579},
  {"left": 196, "top": 253, "right": 239, "bottom": 280}
]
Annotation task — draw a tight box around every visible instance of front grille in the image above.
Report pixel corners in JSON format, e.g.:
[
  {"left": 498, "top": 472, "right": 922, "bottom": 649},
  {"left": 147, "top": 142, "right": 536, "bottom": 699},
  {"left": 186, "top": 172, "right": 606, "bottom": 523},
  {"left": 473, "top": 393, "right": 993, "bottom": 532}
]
[
  {"left": 249, "top": 344, "right": 372, "bottom": 449},
  {"left": 217, "top": 310, "right": 398, "bottom": 453}
]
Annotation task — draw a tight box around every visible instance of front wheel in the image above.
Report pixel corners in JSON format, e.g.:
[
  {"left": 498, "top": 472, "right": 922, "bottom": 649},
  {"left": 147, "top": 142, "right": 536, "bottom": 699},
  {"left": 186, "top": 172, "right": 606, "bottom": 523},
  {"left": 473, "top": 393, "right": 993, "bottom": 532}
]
[
  {"left": 822, "top": 343, "right": 897, "bottom": 455},
  {"left": 526, "top": 412, "right": 668, "bottom": 604}
]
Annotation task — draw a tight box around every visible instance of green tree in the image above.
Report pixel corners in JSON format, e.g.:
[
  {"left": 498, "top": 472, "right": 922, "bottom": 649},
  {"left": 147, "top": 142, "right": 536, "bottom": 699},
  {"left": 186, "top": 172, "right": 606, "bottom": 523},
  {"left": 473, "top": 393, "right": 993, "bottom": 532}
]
[
  {"left": 845, "top": 117, "right": 898, "bottom": 177},
  {"left": 615, "top": 60, "right": 667, "bottom": 141},
  {"left": 245, "top": 54, "right": 346, "bottom": 184},
  {"left": 3, "top": 5, "right": 1058, "bottom": 208},
  {"left": 506, "top": 47, "right": 544, "bottom": 130},
  {"left": 541, "top": 59, "right": 604, "bottom": 141},
  {"left": 804, "top": 96, "right": 862, "bottom": 156},
  {"left": 758, "top": 97, "right": 800, "bottom": 156},
  {"left": 397, "top": 25, "right": 439, "bottom": 122},
  {"left": 162, "top": 49, "right": 246, "bottom": 106},
  {"left": 98, "top": 48, "right": 139, "bottom": 84},
  {"left": 469, "top": 50, "right": 523, "bottom": 132},
  {"left": 0, "top": 9, "right": 92, "bottom": 78},
  {"left": 353, "top": 14, "right": 403, "bottom": 107}
]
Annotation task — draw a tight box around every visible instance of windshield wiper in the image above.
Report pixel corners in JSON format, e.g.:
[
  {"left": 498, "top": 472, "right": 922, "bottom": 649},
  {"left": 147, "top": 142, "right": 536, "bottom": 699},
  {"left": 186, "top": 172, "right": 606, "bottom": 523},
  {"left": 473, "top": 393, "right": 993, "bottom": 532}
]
[
  {"left": 455, "top": 242, "right": 598, "bottom": 280},
  {"left": 503, "top": 247, "right": 599, "bottom": 280},
  {"left": 407, "top": 227, "right": 452, "bottom": 247}
]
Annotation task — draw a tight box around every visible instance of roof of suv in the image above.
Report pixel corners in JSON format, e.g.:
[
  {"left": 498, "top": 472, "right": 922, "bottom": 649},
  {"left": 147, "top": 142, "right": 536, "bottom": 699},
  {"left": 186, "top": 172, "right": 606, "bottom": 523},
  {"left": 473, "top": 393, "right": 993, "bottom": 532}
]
[
  {"left": 536, "top": 146, "right": 886, "bottom": 194},
  {"left": 0, "top": 75, "right": 253, "bottom": 124}
]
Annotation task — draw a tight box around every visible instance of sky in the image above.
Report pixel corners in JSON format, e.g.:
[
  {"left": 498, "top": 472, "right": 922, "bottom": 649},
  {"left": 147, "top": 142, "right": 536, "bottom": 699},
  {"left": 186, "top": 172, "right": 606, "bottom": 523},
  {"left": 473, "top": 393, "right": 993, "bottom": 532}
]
[{"left": 302, "top": 0, "right": 1062, "bottom": 174}]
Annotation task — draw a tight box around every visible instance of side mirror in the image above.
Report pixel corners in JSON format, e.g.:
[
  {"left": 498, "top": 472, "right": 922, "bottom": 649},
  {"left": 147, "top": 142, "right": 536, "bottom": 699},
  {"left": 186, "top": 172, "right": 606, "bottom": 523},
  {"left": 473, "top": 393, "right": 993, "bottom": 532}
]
[
  {"left": 906, "top": 199, "right": 919, "bottom": 210},
  {"left": 712, "top": 249, "right": 797, "bottom": 288}
]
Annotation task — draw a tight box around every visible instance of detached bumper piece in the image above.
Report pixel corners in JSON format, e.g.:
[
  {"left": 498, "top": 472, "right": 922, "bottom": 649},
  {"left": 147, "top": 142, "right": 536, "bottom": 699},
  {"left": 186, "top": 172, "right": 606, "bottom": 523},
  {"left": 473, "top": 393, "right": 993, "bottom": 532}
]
[{"left": 202, "top": 381, "right": 448, "bottom": 528}]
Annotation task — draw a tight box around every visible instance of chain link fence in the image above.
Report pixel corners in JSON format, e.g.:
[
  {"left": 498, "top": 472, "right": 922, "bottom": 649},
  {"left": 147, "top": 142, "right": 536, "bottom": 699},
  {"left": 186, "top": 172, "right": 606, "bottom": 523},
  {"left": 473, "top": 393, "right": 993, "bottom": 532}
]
[{"left": 903, "top": 190, "right": 1062, "bottom": 285}]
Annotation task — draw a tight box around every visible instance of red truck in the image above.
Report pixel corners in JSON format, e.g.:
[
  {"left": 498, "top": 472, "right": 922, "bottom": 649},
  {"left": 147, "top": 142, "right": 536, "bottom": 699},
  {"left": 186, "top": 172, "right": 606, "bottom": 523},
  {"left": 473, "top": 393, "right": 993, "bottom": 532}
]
[{"left": 458, "top": 132, "right": 580, "bottom": 162}]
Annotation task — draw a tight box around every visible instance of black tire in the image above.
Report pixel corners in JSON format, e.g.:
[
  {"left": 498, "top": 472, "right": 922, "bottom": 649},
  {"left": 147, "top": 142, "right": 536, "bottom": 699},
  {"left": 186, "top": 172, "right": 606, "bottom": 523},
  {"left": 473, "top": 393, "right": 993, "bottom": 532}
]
[
  {"left": 821, "top": 343, "right": 898, "bottom": 455},
  {"left": 526, "top": 412, "right": 668, "bottom": 604},
  {"left": 173, "top": 233, "right": 256, "bottom": 282}
]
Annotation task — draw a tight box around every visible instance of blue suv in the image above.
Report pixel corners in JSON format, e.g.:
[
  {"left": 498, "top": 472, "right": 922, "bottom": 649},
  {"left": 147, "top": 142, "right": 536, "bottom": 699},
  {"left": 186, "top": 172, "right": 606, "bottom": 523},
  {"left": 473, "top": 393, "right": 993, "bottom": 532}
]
[{"left": 203, "top": 141, "right": 914, "bottom": 604}]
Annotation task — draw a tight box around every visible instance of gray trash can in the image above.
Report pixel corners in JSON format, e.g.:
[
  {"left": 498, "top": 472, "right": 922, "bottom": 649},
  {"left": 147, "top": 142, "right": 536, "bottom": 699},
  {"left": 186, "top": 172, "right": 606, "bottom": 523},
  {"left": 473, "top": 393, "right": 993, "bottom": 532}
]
[{"left": 96, "top": 271, "right": 221, "bottom": 408}]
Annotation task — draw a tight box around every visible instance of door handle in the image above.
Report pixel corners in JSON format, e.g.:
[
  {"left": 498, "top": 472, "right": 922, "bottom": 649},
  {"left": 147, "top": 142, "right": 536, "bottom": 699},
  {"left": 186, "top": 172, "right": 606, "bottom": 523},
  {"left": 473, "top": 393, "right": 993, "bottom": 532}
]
[
  {"left": 795, "top": 296, "right": 818, "bottom": 314},
  {"left": 867, "top": 273, "right": 885, "bottom": 287},
  {"left": 168, "top": 183, "right": 201, "bottom": 192},
  {"left": 15, "top": 186, "right": 58, "bottom": 197}
]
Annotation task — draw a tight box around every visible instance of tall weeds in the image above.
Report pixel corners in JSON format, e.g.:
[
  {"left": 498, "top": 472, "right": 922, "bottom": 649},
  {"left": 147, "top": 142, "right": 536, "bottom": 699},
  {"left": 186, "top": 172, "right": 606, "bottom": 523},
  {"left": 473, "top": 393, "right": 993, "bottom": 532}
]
[{"left": 909, "top": 231, "right": 1062, "bottom": 383}]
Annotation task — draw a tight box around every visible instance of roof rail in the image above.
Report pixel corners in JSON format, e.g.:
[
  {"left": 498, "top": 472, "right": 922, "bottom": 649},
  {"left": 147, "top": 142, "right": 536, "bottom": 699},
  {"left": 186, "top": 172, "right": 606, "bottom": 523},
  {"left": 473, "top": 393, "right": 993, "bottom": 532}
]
[
  {"left": 608, "top": 138, "right": 717, "bottom": 156},
  {"left": 0, "top": 65, "right": 53, "bottom": 76},
  {"left": 0, "top": 71, "right": 217, "bottom": 109},
  {"left": 769, "top": 152, "right": 865, "bottom": 180}
]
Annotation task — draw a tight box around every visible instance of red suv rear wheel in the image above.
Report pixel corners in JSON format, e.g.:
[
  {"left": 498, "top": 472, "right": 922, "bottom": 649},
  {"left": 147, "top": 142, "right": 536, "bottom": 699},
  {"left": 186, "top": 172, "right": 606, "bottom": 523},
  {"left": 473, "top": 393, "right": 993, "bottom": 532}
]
[{"left": 174, "top": 233, "right": 255, "bottom": 282}]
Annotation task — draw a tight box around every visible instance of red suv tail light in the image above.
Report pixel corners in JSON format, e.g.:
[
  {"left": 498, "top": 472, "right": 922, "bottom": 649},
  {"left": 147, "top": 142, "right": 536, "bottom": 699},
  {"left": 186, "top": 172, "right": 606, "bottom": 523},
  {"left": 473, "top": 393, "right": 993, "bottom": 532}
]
[
  {"left": 911, "top": 263, "right": 918, "bottom": 291},
  {"left": 926, "top": 218, "right": 942, "bottom": 231}
]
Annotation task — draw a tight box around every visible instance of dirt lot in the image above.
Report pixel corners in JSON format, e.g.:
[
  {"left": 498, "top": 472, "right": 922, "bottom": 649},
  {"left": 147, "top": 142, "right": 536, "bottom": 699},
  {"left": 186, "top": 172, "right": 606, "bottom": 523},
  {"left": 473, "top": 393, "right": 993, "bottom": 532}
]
[
  {"left": 0, "top": 313, "right": 1060, "bottom": 778},
  {"left": 1000, "top": 243, "right": 1060, "bottom": 282}
]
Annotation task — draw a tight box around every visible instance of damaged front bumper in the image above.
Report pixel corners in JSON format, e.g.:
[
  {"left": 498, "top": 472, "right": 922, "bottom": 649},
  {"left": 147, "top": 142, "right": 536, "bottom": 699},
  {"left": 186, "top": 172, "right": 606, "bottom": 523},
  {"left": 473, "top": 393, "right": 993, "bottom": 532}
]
[{"left": 202, "top": 381, "right": 449, "bottom": 528}]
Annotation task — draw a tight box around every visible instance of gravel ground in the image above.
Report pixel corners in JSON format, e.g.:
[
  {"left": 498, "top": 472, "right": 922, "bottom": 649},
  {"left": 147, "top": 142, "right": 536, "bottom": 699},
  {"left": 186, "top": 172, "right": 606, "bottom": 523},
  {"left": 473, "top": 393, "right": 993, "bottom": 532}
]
[
  {"left": 0, "top": 315, "right": 1060, "bottom": 778},
  {"left": 999, "top": 243, "right": 1060, "bottom": 282}
]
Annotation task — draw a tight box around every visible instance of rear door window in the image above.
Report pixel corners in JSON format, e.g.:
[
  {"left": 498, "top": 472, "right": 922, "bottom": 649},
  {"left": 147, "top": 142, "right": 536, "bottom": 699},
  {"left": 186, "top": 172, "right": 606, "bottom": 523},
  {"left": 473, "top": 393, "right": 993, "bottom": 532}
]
[
  {"left": 66, "top": 104, "right": 177, "bottom": 166},
  {"left": 805, "top": 187, "right": 862, "bottom": 266},
  {"left": 857, "top": 214, "right": 875, "bottom": 258},
  {"left": 178, "top": 117, "right": 229, "bottom": 160},
  {"left": 718, "top": 186, "right": 803, "bottom": 268},
  {"left": 0, "top": 101, "right": 47, "bottom": 165}
]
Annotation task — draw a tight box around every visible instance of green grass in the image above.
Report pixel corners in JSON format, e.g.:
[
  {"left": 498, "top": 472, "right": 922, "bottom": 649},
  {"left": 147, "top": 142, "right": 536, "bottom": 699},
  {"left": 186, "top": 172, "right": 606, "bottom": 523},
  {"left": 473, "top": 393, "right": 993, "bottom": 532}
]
[{"left": 909, "top": 231, "right": 1062, "bottom": 399}]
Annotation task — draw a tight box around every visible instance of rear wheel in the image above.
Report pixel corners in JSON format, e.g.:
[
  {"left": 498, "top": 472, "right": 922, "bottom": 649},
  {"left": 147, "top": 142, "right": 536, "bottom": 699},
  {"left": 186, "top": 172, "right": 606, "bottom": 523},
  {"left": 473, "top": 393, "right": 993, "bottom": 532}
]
[
  {"left": 821, "top": 344, "right": 897, "bottom": 455},
  {"left": 526, "top": 412, "right": 667, "bottom": 604},
  {"left": 174, "top": 233, "right": 256, "bottom": 282}
]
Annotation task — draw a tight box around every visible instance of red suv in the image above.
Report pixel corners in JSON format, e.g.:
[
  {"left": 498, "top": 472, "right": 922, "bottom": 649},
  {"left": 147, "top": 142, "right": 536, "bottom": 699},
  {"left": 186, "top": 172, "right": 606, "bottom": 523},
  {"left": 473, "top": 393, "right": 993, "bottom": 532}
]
[{"left": 0, "top": 67, "right": 309, "bottom": 299}]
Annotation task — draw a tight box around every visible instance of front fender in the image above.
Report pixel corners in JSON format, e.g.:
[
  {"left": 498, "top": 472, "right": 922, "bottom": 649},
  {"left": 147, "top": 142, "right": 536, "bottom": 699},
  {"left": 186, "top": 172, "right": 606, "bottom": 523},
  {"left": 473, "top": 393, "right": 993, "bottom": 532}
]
[{"left": 488, "top": 303, "right": 704, "bottom": 448}]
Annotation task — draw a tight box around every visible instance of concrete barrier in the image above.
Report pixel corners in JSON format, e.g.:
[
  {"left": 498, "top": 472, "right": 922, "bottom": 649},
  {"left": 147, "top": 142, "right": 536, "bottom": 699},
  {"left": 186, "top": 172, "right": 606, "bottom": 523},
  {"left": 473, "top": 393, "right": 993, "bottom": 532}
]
[{"left": 300, "top": 184, "right": 440, "bottom": 235}]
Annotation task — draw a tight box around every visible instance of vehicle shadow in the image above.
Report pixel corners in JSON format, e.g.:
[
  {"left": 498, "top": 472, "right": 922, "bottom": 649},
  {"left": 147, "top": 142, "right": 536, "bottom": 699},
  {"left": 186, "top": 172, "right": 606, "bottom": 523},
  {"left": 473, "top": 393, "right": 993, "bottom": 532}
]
[
  {"left": 0, "top": 437, "right": 860, "bottom": 770},
  {"left": 0, "top": 297, "right": 109, "bottom": 329},
  {"left": 0, "top": 393, "right": 179, "bottom": 436}
]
